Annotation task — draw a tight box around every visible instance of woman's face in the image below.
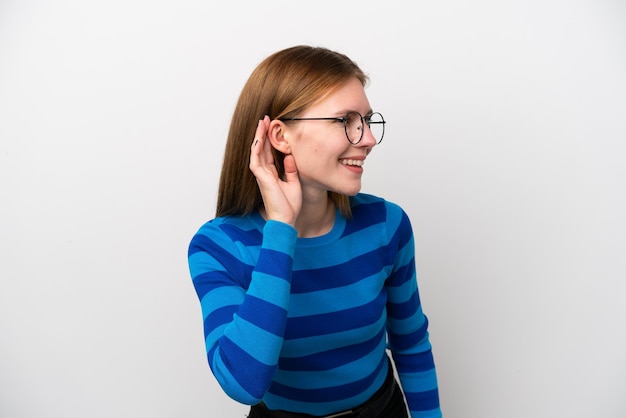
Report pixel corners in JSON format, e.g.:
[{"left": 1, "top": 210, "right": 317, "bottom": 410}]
[{"left": 284, "top": 77, "right": 378, "bottom": 198}]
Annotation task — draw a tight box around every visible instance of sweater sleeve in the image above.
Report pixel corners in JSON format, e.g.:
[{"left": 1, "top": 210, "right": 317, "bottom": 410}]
[
  {"left": 188, "top": 219, "right": 297, "bottom": 405},
  {"left": 385, "top": 209, "right": 442, "bottom": 418}
]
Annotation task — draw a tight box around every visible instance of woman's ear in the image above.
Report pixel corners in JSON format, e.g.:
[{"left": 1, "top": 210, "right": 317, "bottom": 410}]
[{"left": 268, "top": 120, "right": 291, "bottom": 154}]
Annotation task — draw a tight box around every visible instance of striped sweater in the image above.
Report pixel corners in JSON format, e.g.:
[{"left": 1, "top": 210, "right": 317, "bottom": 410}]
[{"left": 188, "top": 193, "right": 441, "bottom": 417}]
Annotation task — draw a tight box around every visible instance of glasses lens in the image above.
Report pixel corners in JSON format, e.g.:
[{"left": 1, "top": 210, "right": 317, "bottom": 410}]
[
  {"left": 344, "top": 112, "right": 363, "bottom": 144},
  {"left": 367, "top": 112, "right": 385, "bottom": 144}
]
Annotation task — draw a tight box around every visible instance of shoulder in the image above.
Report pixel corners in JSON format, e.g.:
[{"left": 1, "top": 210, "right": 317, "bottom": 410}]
[
  {"left": 346, "top": 193, "right": 412, "bottom": 237},
  {"left": 189, "top": 214, "right": 263, "bottom": 254},
  {"left": 351, "top": 193, "right": 409, "bottom": 222},
  {"left": 199, "top": 213, "right": 261, "bottom": 235}
]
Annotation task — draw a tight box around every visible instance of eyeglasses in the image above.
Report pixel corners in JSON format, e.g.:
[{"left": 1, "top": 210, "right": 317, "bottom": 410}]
[{"left": 279, "top": 111, "right": 386, "bottom": 145}]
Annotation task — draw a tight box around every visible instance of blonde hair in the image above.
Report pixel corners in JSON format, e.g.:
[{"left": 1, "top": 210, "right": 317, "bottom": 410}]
[{"left": 215, "top": 45, "right": 368, "bottom": 218}]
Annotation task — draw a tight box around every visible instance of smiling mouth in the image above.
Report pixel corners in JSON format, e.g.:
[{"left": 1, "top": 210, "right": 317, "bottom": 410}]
[{"left": 340, "top": 159, "right": 364, "bottom": 167}]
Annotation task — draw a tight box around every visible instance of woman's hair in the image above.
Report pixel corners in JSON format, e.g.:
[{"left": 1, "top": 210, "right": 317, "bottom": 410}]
[{"left": 215, "top": 45, "right": 369, "bottom": 219}]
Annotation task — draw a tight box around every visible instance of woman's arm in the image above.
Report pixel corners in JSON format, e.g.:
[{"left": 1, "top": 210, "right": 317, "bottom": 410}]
[
  {"left": 188, "top": 219, "right": 297, "bottom": 404},
  {"left": 385, "top": 208, "right": 442, "bottom": 417}
]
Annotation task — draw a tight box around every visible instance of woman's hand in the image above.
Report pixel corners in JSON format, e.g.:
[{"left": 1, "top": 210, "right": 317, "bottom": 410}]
[{"left": 249, "top": 116, "right": 302, "bottom": 227}]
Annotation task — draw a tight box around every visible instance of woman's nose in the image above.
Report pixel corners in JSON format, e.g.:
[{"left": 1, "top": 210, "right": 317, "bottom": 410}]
[{"left": 357, "top": 123, "right": 378, "bottom": 147}]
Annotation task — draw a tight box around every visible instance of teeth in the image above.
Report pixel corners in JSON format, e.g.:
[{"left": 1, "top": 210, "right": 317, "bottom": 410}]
[{"left": 340, "top": 159, "right": 364, "bottom": 166}]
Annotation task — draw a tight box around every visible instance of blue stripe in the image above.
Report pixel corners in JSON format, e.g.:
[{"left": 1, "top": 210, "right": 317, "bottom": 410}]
[
  {"left": 209, "top": 349, "right": 258, "bottom": 404},
  {"left": 239, "top": 295, "right": 289, "bottom": 337},
  {"left": 285, "top": 292, "right": 386, "bottom": 339},
  {"left": 408, "top": 408, "right": 442, "bottom": 418},
  {"left": 219, "top": 336, "right": 277, "bottom": 399},
  {"left": 269, "top": 355, "right": 387, "bottom": 402},
  {"left": 291, "top": 248, "right": 390, "bottom": 293},
  {"left": 387, "top": 307, "right": 427, "bottom": 336},
  {"left": 393, "top": 350, "right": 436, "bottom": 373},
  {"left": 342, "top": 198, "right": 387, "bottom": 237},
  {"left": 392, "top": 229, "right": 414, "bottom": 267},
  {"left": 192, "top": 263, "right": 252, "bottom": 290},
  {"left": 263, "top": 366, "right": 386, "bottom": 416},
  {"left": 281, "top": 314, "right": 386, "bottom": 357},
  {"left": 262, "top": 221, "right": 298, "bottom": 252},
  {"left": 192, "top": 270, "right": 227, "bottom": 300},
  {"left": 386, "top": 271, "right": 417, "bottom": 304},
  {"left": 387, "top": 317, "right": 430, "bottom": 350},
  {"left": 207, "top": 343, "right": 218, "bottom": 368},
  {"left": 275, "top": 342, "right": 387, "bottom": 389},
  {"left": 224, "top": 317, "right": 284, "bottom": 366},
  {"left": 247, "top": 272, "right": 292, "bottom": 306},
  {"left": 256, "top": 248, "right": 293, "bottom": 277},
  {"left": 279, "top": 327, "right": 386, "bottom": 371},
  {"left": 188, "top": 251, "right": 226, "bottom": 279},
  {"left": 399, "top": 369, "right": 439, "bottom": 392},
  {"left": 204, "top": 305, "right": 238, "bottom": 336},
  {"left": 388, "top": 260, "right": 415, "bottom": 287},
  {"left": 189, "top": 234, "right": 249, "bottom": 281},
  {"left": 200, "top": 286, "right": 245, "bottom": 319},
  {"left": 219, "top": 222, "right": 263, "bottom": 245},
  {"left": 288, "top": 273, "right": 385, "bottom": 317},
  {"left": 189, "top": 232, "right": 235, "bottom": 260},
  {"left": 205, "top": 323, "right": 228, "bottom": 352},
  {"left": 405, "top": 388, "right": 440, "bottom": 411},
  {"left": 387, "top": 290, "right": 421, "bottom": 319},
  {"left": 395, "top": 210, "right": 413, "bottom": 248}
]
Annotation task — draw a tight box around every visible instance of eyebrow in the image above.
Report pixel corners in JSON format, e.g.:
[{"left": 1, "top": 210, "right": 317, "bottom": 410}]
[{"left": 334, "top": 108, "right": 374, "bottom": 116}]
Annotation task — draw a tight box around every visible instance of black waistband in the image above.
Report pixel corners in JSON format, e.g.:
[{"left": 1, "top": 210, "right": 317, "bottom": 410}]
[{"left": 251, "top": 356, "right": 397, "bottom": 418}]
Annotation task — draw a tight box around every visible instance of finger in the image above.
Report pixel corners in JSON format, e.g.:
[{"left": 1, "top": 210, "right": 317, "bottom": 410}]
[
  {"left": 249, "top": 120, "right": 262, "bottom": 169},
  {"left": 251, "top": 118, "right": 268, "bottom": 159},
  {"left": 282, "top": 154, "right": 299, "bottom": 184},
  {"left": 259, "top": 116, "right": 273, "bottom": 158},
  {"left": 251, "top": 117, "right": 272, "bottom": 150},
  {"left": 251, "top": 119, "right": 264, "bottom": 150},
  {"left": 250, "top": 117, "right": 277, "bottom": 179}
]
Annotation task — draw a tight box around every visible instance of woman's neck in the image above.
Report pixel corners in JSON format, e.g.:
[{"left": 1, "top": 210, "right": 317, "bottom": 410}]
[{"left": 295, "top": 193, "right": 336, "bottom": 238}]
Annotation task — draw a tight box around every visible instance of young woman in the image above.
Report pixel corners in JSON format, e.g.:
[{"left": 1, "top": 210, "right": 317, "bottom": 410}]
[{"left": 188, "top": 45, "right": 442, "bottom": 417}]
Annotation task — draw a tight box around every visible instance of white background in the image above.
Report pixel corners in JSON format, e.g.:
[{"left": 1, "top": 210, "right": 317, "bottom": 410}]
[{"left": 1, "top": 1, "right": 625, "bottom": 417}]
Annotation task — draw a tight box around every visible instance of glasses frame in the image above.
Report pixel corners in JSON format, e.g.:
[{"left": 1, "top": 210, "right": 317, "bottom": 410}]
[{"left": 279, "top": 111, "right": 385, "bottom": 144}]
